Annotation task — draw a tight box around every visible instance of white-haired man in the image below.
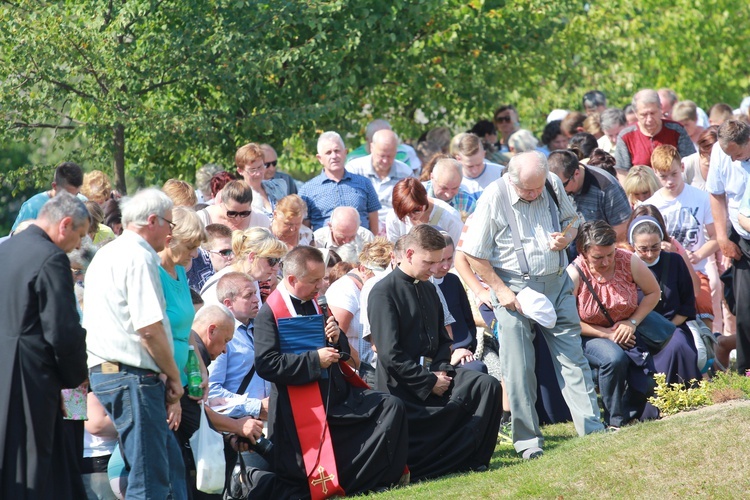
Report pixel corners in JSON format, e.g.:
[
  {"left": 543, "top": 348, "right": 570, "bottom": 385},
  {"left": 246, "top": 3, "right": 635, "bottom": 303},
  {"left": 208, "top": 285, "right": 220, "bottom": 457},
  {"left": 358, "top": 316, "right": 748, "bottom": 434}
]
[
  {"left": 458, "top": 151, "right": 604, "bottom": 460},
  {"left": 313, "top": 205, "right": 375, "bottom": 263},
  {"left": 614, "top": 88, "right": 695, "bottom": 181},
  {"left": 84, "top": 188, "right": 186, "bottom": 499},
  {"left": 299, "top": 131, "right": 381, "bottom": 232}
]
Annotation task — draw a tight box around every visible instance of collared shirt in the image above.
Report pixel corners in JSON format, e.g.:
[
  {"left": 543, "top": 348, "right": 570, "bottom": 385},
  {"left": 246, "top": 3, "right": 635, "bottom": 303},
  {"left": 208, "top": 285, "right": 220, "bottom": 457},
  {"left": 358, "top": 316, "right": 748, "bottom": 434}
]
[
  {"left": 708, "top": 142, "right": 750, "bottom": 239},
  {"left": 299, "top": 170, "right": 381, "bottom": 231},
  {"left": 84, "top": 230, "right": 171, "bottom": 371},
  {"left": 313, "top": 225, "right": 375, "bottom": 263},
  {"left": 614, "top": 120, "right": 696, "bottom": 171},
  {"left": 346, "top": 155, "right": 414, "bottom": 223},
  {"left": 460, "top": 161, "right": 506, "bottom": 203},
  {"left": 423, "top": 180, "right": 476, "bottom": 215},
  {"left": 346, "top": 143, "right": 422, "bottom": 173},
  {"left": 208, "top": 319, "right": 269, "bottom": 418},
  {"left": 573, "top": 166, "right": 632, "bottom": 226},
  {"left": 458, "top": 174, "right": 578, "bottom": 276}
]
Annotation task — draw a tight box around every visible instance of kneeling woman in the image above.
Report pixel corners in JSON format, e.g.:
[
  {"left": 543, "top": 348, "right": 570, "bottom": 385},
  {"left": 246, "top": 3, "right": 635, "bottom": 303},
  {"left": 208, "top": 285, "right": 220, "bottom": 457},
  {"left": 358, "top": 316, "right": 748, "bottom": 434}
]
[
  {"left": 629, "top": 214, "right": 701, "bottom": 391},
  {"left": 567, "top": 221, "right": 660, "bottom": 428}
]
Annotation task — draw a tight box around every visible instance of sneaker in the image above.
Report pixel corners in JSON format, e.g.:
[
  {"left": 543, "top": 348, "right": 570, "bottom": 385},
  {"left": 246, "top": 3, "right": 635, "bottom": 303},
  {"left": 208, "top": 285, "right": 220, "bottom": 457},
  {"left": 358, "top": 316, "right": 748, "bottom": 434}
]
[
  {"left": 520, "top": 447, "right": 543, "bottom": 460},
  {"left": 498, "top": 421, "right": 512, "bottom": 443}
]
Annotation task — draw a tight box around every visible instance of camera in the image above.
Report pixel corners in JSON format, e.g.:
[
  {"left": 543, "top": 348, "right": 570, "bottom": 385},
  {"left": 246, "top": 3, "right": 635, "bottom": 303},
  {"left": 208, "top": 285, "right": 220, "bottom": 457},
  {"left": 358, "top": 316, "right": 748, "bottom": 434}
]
[{"left": 239, "top": 434, "right": 274, "bottom": 457}]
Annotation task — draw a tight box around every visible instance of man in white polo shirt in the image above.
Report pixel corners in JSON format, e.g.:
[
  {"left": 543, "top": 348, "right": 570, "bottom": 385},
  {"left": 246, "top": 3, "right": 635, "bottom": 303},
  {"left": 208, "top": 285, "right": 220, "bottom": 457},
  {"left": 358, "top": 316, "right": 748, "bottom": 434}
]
[{"left": 84, "top": 188, "right": 186, "bottom": 499}]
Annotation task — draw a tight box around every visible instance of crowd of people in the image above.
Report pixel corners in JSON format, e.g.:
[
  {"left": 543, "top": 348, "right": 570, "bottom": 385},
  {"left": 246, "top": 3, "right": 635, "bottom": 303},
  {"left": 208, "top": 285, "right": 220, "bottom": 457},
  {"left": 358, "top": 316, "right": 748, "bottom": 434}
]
[{"left": 2, "top": 86, "right": 750, "bottom": 499}]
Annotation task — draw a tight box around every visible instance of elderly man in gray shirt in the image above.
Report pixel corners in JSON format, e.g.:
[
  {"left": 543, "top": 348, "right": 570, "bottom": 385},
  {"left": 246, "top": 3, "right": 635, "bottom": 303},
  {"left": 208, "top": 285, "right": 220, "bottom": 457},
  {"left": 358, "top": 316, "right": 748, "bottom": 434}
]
[{"left": 458, "top": 151, "right": 604, "bottom": 460}]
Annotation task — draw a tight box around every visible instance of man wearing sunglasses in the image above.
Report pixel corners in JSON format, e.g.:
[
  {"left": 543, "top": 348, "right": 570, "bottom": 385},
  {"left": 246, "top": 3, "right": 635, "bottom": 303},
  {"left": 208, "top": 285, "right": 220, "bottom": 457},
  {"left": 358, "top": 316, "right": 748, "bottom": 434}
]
[{"left": 260, "top": 143, "right": 298, "bottom": 195}]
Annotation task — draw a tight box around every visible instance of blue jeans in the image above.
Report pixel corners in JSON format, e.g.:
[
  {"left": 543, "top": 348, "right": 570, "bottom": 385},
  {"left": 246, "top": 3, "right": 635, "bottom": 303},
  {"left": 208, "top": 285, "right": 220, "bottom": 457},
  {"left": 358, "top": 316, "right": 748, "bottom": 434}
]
[
  {"left": 90, "top": 364, "right": 186, "bottom": 499},
  {"left": 582, "top": 337, "right": 645, "bottom": 427}
]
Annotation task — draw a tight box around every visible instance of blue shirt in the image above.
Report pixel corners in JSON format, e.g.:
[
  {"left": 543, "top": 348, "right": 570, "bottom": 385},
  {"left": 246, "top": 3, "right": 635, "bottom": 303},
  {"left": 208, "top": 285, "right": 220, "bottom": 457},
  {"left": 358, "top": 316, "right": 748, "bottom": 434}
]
[
  {"left": 11, "top": 191, "right": 88, "bottom": 232},
  {"left": 299, "top": 170, "right": 381, "bottom": 231},
  {"left": 159, "top": 265, "right": 195, "bottom": 386},
  {"left": 208, "top": 320, "right": 269, "bottom": 418}
]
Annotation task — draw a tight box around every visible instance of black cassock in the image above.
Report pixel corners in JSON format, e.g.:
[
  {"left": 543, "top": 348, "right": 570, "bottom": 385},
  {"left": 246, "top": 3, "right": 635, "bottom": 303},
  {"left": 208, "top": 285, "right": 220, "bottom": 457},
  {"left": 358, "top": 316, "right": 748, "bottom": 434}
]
[
  {"left": 253, "top": 294, "right": 408, "bottom": 498},
  {"left": 0, "top": 225, "right": 88, "bottom": 498},
  {"left": 369, "top": 267, "right": 502, "bottom": 480}
]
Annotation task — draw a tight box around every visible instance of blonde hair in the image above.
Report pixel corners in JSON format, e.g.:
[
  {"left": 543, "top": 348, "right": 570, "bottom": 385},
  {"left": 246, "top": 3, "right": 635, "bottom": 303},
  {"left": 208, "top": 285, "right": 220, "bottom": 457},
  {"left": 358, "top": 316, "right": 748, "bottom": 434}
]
[
  {"left": 274, "top": 194, "right": 307, "bottom": 220},
  {"left": 81, "top": 170, "right": 113, "bottom": 204},
  {"left": 170, "top": 207, "right": 207, "bottom": 249},
  {"left": 454, "top": 133, "right": 483, "bottom": 157},
  {"left": 358, "top": 237, "right": 393, "bottom": 269},
  {"left": 671, "top": 100, "right": 698, "bottom": 123},
  {"left": 162, "top": 179, "right": 198, "bottom": 207},
  {"left": 232, "top": 227, "right": 287, "bottom": 260},
  {"left": 623, "top": 165, "right": 660, "bottom": 205}
]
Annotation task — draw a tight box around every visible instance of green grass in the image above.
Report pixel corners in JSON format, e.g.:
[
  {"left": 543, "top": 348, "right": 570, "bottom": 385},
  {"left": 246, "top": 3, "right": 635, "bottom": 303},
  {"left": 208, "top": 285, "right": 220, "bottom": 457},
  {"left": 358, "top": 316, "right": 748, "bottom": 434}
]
[{"left": 373, "top": 401, "right": 750, "bottom": 498}]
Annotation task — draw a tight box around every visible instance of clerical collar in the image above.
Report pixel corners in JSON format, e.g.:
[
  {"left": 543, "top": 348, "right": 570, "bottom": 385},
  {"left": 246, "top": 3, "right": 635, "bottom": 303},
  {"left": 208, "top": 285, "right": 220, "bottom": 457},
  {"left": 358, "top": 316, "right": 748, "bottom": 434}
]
[{"left": 394, "top": 266, "right": 421, "bottom": 284}]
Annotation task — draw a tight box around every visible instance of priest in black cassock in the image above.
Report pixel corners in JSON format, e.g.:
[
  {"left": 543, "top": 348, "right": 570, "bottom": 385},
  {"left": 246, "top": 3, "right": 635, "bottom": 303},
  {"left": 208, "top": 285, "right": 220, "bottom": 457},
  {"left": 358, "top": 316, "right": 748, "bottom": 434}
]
[
  {"left": 252, "top": 245, "right": 409, "bottom": 498},
  {"left": 369, "top": 224, "right": 502, "bottom": 480},
  {"left": 0, "top": 193, "right": 90, "bottom": 498}
]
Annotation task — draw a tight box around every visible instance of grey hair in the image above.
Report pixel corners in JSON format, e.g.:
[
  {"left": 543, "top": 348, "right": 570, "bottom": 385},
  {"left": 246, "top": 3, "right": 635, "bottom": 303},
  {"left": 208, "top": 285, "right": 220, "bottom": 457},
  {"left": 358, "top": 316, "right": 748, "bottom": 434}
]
[
  {"left": 365, "top": 119, "right": 391, "bottom": 142},
  {"left": 193, "top": 303, "right": 235, "bottom": 327},
  {"left": 632, "top": 89, "right": 660, "bottom": 110},
  {"left": 195, "top": 164, "right": 223, "bottom": 195},
  {"left": 600, "top": 108, "right": 626, "bottom": 132},
  {"left": 38, "top": 191, "right": 90, "bottom": 229},
  {"left": 282, "top": 245, "right": 324, "bottom": 279},
  {"left": 67, "top": 237, "right": 97, "bottom": 268},
  {"left": 506, "top": 151, "right": 549, "bottom": 185},
  {"left": 317, "top": 131, "right": 345, "bottom": 153},
  {"left": 330, "top": 206, "right": 360, "bottom": 227},
  {"left": 121, "top": 188, "right": 173, "bottom": 227},
  {"left": 508, "top": 129, "right": 539, "bottom": 153},
  {"left": 432, "top": 157, "right": 463, "bottom": 178}
]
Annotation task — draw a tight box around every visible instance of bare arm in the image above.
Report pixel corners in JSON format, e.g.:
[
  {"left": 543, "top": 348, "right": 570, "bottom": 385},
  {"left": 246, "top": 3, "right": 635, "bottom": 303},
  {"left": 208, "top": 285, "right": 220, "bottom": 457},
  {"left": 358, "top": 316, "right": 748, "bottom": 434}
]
[
  {"left": 461, "top": 253, "right": 521, "bottom": 312},
  {"left": 85, "top": 392, "right": 118, "bottom": 440},
  {"left": 454, "top": 251, "right": 491, "bottom": 307},
  {"left": 688, "top": 222, "right": 720, "bottom": 263},
  {"left": 138, "top": 322, "right": 183, "bottom": 403},
  {"left": 328, "top": 306, "right": 361, "bottom": 368},
  {"left": 368, "top": 211, "right": 380, "bottom": 234},
  {"left": 710, "top": 192, "right": 741, "bottom": 260},
  {"left": 612, "top": 221, "right": 629, "bottom": 244}
]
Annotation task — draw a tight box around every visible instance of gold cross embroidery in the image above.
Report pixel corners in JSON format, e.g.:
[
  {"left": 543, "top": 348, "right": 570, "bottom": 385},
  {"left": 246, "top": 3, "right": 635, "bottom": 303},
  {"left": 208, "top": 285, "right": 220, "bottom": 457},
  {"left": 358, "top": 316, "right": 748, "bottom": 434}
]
[{"left": 311, "top": 466, "right": 336, "bottom": 494}]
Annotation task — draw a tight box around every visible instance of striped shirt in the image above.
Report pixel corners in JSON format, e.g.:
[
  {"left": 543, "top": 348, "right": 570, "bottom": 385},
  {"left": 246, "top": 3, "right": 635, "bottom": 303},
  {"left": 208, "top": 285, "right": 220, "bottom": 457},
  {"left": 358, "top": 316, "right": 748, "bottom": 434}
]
[{"left": 458, "top": 174, "right": 578, "bottom": 276}]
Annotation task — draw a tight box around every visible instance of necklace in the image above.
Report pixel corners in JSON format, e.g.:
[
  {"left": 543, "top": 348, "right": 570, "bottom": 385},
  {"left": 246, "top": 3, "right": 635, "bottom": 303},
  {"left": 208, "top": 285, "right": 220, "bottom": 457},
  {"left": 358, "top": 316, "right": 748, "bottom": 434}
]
[{"left": 593, "top": 266, "right": 615, "bottom": 283}]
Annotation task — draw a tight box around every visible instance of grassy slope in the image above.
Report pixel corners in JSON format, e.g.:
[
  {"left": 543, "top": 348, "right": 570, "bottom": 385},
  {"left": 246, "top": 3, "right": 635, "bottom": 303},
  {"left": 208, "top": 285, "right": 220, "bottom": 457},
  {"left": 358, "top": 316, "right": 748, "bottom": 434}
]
[{"left": 376, "top": 401, "right": 750, "bottom": 499}]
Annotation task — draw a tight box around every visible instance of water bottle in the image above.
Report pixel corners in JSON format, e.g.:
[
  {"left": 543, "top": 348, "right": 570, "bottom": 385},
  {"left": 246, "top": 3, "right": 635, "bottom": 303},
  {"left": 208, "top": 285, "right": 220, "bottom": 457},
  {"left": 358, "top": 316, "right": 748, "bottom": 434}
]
[{"left": 187, "top": 346, "right": 203, "bottom": 398}]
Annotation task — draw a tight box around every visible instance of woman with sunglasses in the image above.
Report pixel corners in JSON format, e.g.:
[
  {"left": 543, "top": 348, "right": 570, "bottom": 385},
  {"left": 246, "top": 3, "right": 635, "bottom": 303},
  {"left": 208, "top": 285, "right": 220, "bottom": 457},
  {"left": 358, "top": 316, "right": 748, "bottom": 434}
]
[
  {"left": 196, "top": 180, "right": 271, "bottom": 231},
  {"left": 200, "top": 227, "right": 287, "bottom": 306}
]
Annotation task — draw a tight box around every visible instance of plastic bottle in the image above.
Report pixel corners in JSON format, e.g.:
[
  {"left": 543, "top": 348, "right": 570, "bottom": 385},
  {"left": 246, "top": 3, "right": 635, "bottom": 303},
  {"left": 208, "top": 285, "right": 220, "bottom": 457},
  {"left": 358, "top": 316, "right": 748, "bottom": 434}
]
[{"left": 187, "top": 346, "right": 203, "bottom": 398}]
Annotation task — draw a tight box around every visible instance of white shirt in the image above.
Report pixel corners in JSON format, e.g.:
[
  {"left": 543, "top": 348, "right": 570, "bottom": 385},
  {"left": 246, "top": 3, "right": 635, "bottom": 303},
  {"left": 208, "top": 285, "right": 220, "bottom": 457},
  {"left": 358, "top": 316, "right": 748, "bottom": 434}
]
[
  {"left": 645, "top": 185, "right": 714, "bottom": 273},
  {"left": 313, "top": 225, "right": 375, "bottom": 263},
  {"left": 84, "top": 230, "right": 172, "bottom": 371},
  {"left": 326, "top": 275, "right": 364, "bottom": 358},
  {"left": 706, "top": 142, "right": 750, "bottom": 239},
  {"left": 460, "top": 161, "right": 505, "bottom": 202},
  {"left": 346, "top": 155, "right": 414, "bottom": 224},
  {"left": 196, "top": 208, "right": 271, "bottom": 230}
]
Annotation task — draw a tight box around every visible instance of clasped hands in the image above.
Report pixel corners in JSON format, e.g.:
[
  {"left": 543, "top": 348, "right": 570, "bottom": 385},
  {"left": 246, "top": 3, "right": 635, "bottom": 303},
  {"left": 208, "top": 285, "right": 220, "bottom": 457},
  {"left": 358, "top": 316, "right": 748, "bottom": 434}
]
[{"left": 317, "top": 316, "right": 343, "bottom": 368}]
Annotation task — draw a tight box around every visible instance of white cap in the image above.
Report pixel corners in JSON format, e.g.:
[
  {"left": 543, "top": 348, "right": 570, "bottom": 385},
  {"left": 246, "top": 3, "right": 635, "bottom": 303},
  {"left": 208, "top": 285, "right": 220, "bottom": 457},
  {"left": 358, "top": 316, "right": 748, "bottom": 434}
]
[
  {"left": 547, "top": 109, "right": 569, "bottom": 123},
  {"left": 517, "top": 287, "right": 557, "bottom": 328}
]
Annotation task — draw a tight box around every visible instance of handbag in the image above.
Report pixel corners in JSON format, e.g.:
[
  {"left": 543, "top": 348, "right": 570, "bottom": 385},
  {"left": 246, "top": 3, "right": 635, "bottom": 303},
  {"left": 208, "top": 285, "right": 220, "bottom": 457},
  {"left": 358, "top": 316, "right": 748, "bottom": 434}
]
[
  {"left": 190, "top": 401, "right": 227, "bottom": 494},
  {"left": 573, "top": 263, "right": 674, "bottom": 352}
]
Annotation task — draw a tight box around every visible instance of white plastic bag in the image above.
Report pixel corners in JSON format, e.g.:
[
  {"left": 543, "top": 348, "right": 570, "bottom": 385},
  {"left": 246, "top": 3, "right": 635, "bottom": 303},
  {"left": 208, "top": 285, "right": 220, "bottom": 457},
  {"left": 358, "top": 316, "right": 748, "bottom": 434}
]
[{"left": 189, "top": 401, "right": 226, "bottom": 493}]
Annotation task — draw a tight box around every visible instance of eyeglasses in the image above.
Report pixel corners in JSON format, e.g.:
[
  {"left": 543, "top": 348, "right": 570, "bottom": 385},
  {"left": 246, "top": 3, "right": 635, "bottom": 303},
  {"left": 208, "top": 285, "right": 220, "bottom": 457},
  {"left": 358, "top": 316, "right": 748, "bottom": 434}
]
[
  {"left": 71, "top": 268, "right": 84, "bottom": 277},
  {"left": 635, "top": 243, "right": 661, "bottom": 254},
  {"left": 266, "top": 257, "right": 281, "bottom": 267},
  {"left": 209, "top": 249, "right": 233, "bottom": 258},
  {"left": 158, "top": 215, "right": 176, "bottom": 231},
  {"left": 562, "top": 176, "right": 573, "bottom": 188},
  {"left": 223, "top": 204, "right": 252, "bottom": 218},
  {"left": 495, "top": 115, "right": 512, "bottom": 123},
  {"left": 264, "top": 160, "right": 278, "bottom": 168},
  {"left": 244, "top": 166, "right": 265, "bottom": 174}
]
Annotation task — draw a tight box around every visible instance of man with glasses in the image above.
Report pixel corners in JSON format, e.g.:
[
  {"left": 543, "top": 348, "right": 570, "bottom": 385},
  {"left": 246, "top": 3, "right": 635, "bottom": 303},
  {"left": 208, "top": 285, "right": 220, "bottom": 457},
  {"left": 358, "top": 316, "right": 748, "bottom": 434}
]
[
  {"left": 548, "top": 149, "right": 631, "bottom": 243},
  {"left": 187, "top": 223, "right": 234, "bottom": 291},
  {"left": 84, "top": 188, "right": 188, "bottom": 498},
  {"left": 261, "top": 143, "right": 298, "bottom": 195}
]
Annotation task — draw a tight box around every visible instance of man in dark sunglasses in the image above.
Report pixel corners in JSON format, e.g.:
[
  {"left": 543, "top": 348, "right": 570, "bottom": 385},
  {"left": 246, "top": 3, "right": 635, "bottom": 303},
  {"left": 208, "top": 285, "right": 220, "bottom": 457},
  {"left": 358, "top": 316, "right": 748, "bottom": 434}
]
[{"left": 260, "top": 144, "right": 299, "bottom": 195}]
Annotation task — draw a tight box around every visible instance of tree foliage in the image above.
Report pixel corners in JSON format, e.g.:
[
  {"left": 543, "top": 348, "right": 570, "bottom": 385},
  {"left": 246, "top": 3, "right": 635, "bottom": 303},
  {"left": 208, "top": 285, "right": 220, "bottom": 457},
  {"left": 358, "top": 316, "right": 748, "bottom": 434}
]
[{"left": 0, "top": 0, "right": 748, "bottom": 193}]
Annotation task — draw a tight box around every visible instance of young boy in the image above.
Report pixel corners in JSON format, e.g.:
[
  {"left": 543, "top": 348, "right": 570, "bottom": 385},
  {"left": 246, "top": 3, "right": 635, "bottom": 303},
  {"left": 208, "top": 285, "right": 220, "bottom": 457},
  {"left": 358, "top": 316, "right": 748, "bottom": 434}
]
[{"left": 644, "top": 144, "right": 718, "bottom": 327}]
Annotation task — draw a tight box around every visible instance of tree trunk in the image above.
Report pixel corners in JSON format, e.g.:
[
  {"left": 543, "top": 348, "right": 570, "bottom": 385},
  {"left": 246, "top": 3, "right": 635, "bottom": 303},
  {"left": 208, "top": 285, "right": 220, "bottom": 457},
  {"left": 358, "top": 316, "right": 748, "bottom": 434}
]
[{"left": 113, "top": 123, "right": 126, "bottom": 195}]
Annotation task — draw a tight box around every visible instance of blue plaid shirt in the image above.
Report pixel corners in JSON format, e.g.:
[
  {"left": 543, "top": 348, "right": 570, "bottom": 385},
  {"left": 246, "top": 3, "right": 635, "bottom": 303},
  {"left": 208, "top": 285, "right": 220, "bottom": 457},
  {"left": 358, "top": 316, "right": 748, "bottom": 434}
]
[
  {"left": 423, "top": 180, "right": 476, "bottom": 215},
  {"left": 299, "top": 170, "right": 382, "bottom": 231}
]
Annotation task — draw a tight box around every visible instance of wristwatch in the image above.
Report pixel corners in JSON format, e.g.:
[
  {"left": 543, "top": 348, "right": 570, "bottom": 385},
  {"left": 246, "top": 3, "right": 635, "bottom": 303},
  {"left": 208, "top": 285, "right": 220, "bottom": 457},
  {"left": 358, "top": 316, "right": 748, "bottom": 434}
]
[{"left": 629, "top": 319, "right": 638, "bottom": 327}]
